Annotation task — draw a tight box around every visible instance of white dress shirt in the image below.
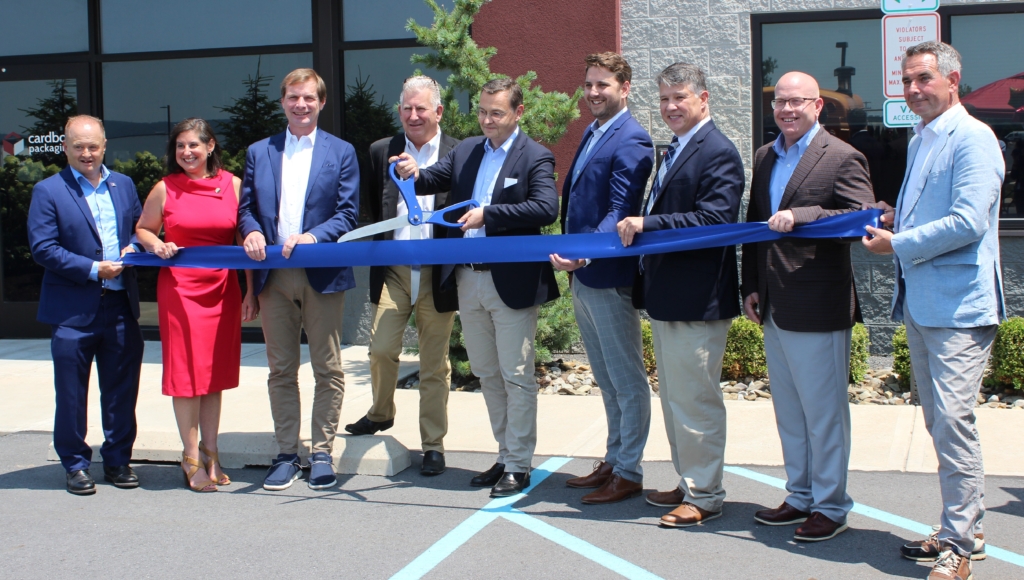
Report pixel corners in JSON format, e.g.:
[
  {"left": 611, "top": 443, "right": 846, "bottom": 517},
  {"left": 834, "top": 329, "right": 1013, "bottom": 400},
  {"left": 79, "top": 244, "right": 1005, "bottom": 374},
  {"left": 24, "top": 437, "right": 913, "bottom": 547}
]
[
  {"left": 278, "top": 128, "right": 317, "bottom": 242},
  {"left": 644, "top": 116, "right": 710, "bottom": 215},
  {"left": 465, "top": 126, "right": 519, "bottom": 239},
  {"left": 899, "top": 104, "right": 963, "bottom": 228},
  {"left": 395, "top": 131, "right": 442, "bottom": 241}
]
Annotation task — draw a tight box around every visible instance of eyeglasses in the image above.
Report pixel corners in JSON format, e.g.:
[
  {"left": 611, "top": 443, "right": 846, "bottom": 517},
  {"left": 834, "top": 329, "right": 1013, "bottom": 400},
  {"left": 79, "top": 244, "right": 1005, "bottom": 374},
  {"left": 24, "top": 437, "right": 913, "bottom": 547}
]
[{"left": 770, "top": 97, "right": 817, "bottom": 110}]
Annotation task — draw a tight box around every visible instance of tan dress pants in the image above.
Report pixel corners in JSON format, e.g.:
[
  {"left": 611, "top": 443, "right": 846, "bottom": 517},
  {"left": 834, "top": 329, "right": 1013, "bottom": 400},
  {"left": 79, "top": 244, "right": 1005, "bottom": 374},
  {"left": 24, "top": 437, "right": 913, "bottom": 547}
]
[
  {"left": 368, "top": 266, "right": 456, "bottom": 452},
  {"left": 651, "top": 318, "right": 732, "bottom": 513},
  {"left": 259, "top": 268, "right": 346, "bottom": 455}
]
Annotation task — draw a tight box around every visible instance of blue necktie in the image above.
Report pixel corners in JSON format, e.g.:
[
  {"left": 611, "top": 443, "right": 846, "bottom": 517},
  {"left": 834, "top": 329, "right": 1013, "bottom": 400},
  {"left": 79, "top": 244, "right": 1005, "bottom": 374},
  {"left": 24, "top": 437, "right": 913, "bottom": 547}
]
[{"left": 645, "top": 136, "right": 679, "bottom": 215}]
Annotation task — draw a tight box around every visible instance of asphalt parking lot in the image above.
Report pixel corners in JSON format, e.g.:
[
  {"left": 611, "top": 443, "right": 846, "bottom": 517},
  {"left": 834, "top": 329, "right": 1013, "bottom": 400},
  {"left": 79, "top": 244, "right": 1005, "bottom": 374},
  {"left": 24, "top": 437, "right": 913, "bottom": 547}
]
[{"left": 3, "top": 431, "right": 1023, "bottom": 579}]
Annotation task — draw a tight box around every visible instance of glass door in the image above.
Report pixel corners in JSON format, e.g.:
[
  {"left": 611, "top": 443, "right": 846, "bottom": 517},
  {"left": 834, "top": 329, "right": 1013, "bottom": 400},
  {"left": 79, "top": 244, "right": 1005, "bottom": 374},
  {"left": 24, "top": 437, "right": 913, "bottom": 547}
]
[{"left": 0, "top": 63, "right": 91, "bottom": 338}]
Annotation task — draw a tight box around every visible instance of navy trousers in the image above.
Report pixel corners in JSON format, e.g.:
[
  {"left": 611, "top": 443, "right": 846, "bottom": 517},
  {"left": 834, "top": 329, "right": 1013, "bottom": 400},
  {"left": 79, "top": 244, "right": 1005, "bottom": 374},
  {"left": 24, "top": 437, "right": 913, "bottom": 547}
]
[{"left": 51, "top": 291, "right": 144, "bottom": 472}]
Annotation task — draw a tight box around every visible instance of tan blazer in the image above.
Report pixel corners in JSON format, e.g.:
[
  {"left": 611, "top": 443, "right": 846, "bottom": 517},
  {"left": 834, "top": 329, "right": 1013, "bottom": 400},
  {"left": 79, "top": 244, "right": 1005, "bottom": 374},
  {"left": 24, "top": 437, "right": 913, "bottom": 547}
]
[{"left": 741, "top": 129, "right": 874, "bottom": 333}]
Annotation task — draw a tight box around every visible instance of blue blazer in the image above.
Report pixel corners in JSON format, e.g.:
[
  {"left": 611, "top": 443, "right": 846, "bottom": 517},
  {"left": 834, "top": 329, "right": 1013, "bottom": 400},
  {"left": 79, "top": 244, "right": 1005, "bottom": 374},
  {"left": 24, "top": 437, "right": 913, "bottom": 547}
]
[
  {"left": 416, "top": 131, "right": 560, "bottom": 310},
  {"left": 560, "top": 110, "right": 654, "bottom": 289},
  {"left": 890, "top": 105, "right": 1006, "bottom": 328},
  {"left": 634, "top": 120, "right": 744, "bottom": 322},
  {"left": 28, "top": 167, "right": 142, "bottom": 326},
  {"left": 237, "top": 128, "right": 360, "bottom": 295}
]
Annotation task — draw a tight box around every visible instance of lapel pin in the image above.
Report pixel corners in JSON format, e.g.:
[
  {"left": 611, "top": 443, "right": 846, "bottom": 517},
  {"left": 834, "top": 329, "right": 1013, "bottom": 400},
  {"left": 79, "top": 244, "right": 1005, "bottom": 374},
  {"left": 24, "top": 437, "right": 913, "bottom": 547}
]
[{"left": 215, "top": 187, "right": 221, "bottom": 193}]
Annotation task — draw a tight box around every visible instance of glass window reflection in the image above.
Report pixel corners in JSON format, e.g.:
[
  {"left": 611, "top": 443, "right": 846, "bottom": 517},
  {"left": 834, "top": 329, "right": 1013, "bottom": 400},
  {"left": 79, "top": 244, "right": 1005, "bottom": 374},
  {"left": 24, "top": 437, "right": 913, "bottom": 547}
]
[
  {"left": 0, "top": 0, "right": 88, "bottom": 56},
  {"left": 342, "top": 0, "right": 435, "bottom": 42}
]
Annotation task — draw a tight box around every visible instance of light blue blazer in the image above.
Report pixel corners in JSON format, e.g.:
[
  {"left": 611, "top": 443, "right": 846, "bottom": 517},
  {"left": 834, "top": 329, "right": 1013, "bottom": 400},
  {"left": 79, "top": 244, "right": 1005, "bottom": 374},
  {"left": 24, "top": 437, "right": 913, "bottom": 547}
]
[{"left": 890, "top": 104, "right": 1005, "bottom": 328}]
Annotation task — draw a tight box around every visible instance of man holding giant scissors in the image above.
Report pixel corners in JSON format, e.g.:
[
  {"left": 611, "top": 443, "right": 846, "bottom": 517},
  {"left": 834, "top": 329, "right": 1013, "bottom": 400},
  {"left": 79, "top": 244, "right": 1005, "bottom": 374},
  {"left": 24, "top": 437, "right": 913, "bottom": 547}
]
[
  {"left": 344, "top": 76, "right": 461, "bottom": 477},
  {"left": 392, "top": 78, "right": 560, "bottom": 497}
]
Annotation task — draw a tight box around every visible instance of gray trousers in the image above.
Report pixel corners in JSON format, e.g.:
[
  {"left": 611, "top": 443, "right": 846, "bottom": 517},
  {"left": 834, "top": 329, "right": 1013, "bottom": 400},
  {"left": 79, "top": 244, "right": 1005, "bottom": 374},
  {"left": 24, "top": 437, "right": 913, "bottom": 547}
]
[
  {"left": 456, "top": 268, "right": 540, "bottom": 474},
  {"left": 572, "top": 281, "right": 651, "bottom": 483},
  {"left": 905, "top": 307, "right": 995, "bottom": 557},
  {"left": 763, "top": 311, "right": 853, "bottom": 523}
]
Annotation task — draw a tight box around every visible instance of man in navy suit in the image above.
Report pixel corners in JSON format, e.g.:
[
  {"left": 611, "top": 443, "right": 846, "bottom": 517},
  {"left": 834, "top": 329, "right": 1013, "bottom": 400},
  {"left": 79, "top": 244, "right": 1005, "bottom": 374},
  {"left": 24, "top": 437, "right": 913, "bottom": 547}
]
[
  {"left": 617, "top": 62, "right": 744, "bottom": 527},
  {"left": 393, "top": 78, "right": 560, "bottom": 497},
  {"left": 549, "top": 52, "right": 654, "bottom": 504},
  {"left": 28, "top": 115, "right": 144, "bottom": 495},
  {"left": 237, "top": 68, "right": 359, "bottom": 492}
]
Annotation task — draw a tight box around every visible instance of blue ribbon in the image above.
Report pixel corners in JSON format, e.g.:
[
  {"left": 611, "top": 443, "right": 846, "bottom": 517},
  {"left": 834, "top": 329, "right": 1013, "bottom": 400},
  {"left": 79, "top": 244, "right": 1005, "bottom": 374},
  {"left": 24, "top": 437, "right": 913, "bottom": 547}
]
[{"left": 122, "top": 209, "right": 881, "bottom": 270}]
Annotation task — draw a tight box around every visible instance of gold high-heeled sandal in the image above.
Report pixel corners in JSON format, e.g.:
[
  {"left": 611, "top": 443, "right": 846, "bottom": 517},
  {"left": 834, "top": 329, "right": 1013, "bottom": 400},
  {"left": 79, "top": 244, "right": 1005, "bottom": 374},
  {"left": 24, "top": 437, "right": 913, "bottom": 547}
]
[
  {"left": 182, "top": 453, "right": 217, "bottom": 492},
  {"left": 199, "top": 441, "right": 231, "bottom": 486}
]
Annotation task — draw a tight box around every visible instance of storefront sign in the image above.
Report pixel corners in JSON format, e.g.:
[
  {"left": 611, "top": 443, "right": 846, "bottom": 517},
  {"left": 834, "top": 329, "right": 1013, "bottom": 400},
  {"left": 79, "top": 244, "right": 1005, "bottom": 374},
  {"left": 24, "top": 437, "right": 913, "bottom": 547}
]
[
  {"left": 882, "top": 12, "right": 941, "bottom": 98},
  {"left": 881, "top": 0, "right": 939, "bottom": 15},
  {"left": 0, "top": 130, "right": 64, "bottom": 159},
  {"left": 883, "top": 98, "right": 922, "bottom": 127}
]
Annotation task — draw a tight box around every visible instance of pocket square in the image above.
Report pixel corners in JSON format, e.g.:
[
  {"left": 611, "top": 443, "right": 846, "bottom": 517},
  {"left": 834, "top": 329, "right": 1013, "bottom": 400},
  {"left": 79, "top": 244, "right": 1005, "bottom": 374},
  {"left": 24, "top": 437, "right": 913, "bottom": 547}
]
[{"left": 503, "top": 177, "right": 518, "bottom": 188}]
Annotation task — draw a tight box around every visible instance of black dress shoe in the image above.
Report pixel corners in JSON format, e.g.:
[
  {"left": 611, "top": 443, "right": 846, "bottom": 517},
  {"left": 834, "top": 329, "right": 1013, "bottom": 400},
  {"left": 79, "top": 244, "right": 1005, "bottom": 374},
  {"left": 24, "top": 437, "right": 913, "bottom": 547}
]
[
  {"left": 66, "top": 470, "right": 96, "bottom": 496},
  {"left": 344, "top": 415, "right": 394, "bottom": 436},
  {"left": 103, "top": 465, "right": 140, "bottom": 488},
  {"left": 470, "top": 462, "right": 505, "bottom": 487},
  {"left": 490, "top": 472, "right": 530, "bottom": 497},
  {"left": 420, "top": 451, "right": 446, "bottom": 476}
]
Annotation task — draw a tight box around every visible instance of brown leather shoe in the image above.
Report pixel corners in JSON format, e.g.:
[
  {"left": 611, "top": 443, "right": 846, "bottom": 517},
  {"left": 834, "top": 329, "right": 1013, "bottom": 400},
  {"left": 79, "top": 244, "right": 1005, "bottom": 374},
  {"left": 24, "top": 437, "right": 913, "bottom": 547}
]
[
  {"left": 646, "top": 487, "right": 685, "bottom": 507},
  {"left": 901, "top": 526, "right": 986, "bottom": 561},
  {"left": 928, "top": 549, "right": 972, "bottom": 580},
  {"left": 566, "top": 461, "right": 613, "bottom": 489},
  {"left": 659, "top": 502, "right": 721, "bottom": 528},
  {"left": 793, "top": 512, "right": 848, "bottom": 542},
  {"left": 581, "top": 474, "right": 642, "bottom": 505},
  {"left": 754, "top": 502, "right": 811, "bottom": 526}
]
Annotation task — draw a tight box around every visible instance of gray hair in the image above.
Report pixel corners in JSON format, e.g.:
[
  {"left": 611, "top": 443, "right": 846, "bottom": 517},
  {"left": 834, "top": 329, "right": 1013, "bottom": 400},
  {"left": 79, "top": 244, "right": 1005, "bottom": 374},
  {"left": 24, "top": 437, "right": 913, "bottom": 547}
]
[
  {"left": 399, "top": 75, "right": 442, "bottom": 109},
  {"left": 655, "top": 62, "right": 707, "bottom": 94},
  {"left": 904, "top": 41, "right": 962, "bottom": 77}
]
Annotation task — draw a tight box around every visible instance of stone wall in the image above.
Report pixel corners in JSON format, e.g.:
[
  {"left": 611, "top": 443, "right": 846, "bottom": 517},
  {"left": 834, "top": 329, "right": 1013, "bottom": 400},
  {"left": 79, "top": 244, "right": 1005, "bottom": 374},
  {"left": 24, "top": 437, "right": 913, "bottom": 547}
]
[{"left": 621, "top": 0, "right": 1024, "bottom": 354}]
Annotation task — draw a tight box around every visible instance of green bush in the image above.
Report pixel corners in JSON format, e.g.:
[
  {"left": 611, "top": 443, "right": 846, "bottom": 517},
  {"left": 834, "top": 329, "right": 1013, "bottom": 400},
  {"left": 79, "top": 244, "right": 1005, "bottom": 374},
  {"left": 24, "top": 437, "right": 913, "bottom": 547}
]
[
  {"left": 990, "top": 317, "right": 1024, "bottom": 390},
  {"left": 721, "top": 317, "right": 768, "bottom": 380},
  {"left": 850, "top": 323, "right": 870, "bottom": 384},
  {"left": 534, "top": 269, "right": 579, "bottom": 363},
  {"left": 640, "top": 319, "right": 657, "bottom": 373},
  {"left": 892, "top": 325, "right": 911, "bottom": 389}
]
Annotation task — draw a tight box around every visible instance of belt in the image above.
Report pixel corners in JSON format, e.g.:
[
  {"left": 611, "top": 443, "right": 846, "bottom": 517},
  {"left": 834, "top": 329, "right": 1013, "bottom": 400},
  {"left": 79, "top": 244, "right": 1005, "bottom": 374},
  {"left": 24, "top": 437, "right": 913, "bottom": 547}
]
[
  {"left": 464, "top": 263, "right": 490, "bottom": 272},
  {"left": 100, "top": 287, "right": 126, "bottom": 296}
]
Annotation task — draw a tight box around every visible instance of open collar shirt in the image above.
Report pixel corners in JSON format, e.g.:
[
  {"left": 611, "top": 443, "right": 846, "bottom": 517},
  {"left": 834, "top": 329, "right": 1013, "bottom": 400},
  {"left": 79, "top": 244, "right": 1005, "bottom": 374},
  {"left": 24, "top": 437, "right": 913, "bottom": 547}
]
[
  {"left": 278, "top": 127, "right": 317, "bottom": 242},
  {"left": 898, "top": 104, "right": 962, "bottom": 229},
  {"left": 395, "top": 130, "right": 442, "bottom": 241},
  {"left": 71, "top": 165, "right": 123, "bottom": 290},
  {"left": 465, "top": 126, "right": 519, "bottom": 239},
  {"left": 769, "top": 122, "right": 820, "bottom": 214}
]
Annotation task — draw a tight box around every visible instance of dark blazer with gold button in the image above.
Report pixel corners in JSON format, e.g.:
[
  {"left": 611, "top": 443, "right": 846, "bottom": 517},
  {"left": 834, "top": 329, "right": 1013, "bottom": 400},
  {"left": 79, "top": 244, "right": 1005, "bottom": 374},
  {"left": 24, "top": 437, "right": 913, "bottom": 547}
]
[
  {"left": 367, "top": 131, "right": 460, "bottom": 312},
  {"left": 741, "top": 129, "right": 874, "bottom": 332}
]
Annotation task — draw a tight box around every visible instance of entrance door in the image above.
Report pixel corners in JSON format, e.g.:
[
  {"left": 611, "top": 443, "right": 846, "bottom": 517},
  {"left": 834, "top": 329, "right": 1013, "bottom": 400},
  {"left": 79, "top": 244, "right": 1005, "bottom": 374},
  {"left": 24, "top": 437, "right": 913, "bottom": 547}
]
[{"left": 0, "top": 63, "right": 91, "bottom": 338}]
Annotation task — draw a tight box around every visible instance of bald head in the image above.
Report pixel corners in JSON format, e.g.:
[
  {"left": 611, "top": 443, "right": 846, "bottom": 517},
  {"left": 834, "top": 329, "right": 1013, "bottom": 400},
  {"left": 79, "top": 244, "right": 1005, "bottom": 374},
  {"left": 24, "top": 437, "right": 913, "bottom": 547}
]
[
  {"left": 773, "top": 71, "right": 824, "bottom": 149},
  {"left": 64, "top": 115, "right": 107, "bottom": 182}
]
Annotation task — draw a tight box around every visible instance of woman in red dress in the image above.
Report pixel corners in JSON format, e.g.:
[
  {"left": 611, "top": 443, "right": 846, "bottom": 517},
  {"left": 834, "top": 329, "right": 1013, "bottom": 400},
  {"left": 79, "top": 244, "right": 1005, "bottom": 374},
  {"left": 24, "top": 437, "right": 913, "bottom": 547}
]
[{"left": 136, "top": 118, "right": 258, "bottom": 492}]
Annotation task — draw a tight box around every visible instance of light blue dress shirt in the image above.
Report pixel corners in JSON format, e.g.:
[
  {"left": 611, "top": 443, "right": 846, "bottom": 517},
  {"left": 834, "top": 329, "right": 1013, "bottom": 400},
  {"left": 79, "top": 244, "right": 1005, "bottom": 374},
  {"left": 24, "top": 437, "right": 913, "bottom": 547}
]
[
  {"left": 465, "top": 126, "right": 519, "bottom": 239},
  {"left": 769, "top": 122, "right": 820, "bottom": 214},
  {"left": 71, "top": 165, "right": 123, "bottom": 290}
]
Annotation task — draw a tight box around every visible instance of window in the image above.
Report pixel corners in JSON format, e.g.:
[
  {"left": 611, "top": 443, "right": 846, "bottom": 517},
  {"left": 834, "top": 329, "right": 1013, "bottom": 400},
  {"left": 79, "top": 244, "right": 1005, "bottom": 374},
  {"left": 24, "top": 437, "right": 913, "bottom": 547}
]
[
  {"left": 0, "top": 0, "right": 88, "bottom": 56},
  {"left": 342, "top": 0, "right": 435, "bottom": 42}
]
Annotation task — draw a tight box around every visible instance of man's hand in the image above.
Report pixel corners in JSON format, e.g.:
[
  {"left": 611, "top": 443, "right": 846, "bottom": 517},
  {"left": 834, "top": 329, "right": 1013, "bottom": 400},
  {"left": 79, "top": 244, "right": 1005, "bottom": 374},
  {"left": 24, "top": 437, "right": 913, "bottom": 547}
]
[
  {"left": 282, "top": 233, "right": 315, "bottom": 259},
  {"left": 865, "top": 201, "right": 895, "bottom": 230},
  {"left": 388, "top": 152, "right": 420, "bottom": 181},
  {"left": 242, "top": 291, "right": 259, "bottom": 322},
  {"left": 243, "top": 231, "right": 267, "bottom": 261},
  {"left": 862, "top": 225, "right": 894, "bottom": 255},
  {"left": 549, "top": 253, "right": 586, "bottom": 272},
  {"left": 458, "top": 207, "right": 485, "bottom": 231},
  {"left": 616, "top": 216, "right": 644, "bottom": 247},
  {"left": 151, "top": 241, "right": 180, "bottom": 260},
  {"left": 743, "top": 292, "right": 761, "bottom": 324},
  {"left": 767, "top": 210, "right": 795, "bottom": 233},
  {"left": 97, "top": 261, "right": 124, "bottom": 280}
]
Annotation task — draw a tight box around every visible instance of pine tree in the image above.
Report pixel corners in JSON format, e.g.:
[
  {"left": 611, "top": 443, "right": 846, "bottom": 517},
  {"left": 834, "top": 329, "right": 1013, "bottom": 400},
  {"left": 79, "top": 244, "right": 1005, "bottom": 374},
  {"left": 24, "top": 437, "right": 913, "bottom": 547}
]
[
  {"left": 19, "top": 79, "right": 78, "bottom": 167},
  {"left": 217, "top": 57, "right": 286, "bottom": 155},
  {"left": 406, "top": 0, "right": 582, "bottom": 143},
  {"left": 343, "top": 70, "right": 401, "bottom": 222}
]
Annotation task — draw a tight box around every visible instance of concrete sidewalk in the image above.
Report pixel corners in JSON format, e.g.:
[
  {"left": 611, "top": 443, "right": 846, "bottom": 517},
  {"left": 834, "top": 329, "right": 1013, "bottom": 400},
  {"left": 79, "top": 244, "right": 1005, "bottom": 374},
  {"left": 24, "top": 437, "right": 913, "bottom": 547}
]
[{"left": 1, "top": 339, "right": 1021, "bottom": 476}]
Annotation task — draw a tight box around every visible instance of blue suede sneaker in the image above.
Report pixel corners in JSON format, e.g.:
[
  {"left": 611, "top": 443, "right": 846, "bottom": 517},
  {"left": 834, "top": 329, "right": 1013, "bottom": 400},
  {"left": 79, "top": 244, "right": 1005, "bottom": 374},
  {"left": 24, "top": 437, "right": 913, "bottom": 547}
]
[
  {"left": 263, "top": 454, "right": 302, "bottom": 491},
  {"left": 308, "top": 452, "right": 337, "bottom": 490}
]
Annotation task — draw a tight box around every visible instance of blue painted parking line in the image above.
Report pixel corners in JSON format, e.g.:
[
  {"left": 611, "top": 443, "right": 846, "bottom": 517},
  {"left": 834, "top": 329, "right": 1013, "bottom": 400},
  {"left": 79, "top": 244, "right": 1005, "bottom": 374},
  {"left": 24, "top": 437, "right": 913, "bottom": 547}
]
[
  {"left": 391, "top": 457, "right": 664, "bottom": 580},
  {"left": 724, "top": 465, "right": 1024, "bottom": 568}
]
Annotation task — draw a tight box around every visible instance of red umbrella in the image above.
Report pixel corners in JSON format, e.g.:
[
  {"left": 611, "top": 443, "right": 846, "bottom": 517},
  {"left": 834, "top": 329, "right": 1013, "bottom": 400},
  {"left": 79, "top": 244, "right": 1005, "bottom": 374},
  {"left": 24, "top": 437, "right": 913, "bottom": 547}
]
[{"left": 961, "top": 72, "right": 1024, "bottom": 122}]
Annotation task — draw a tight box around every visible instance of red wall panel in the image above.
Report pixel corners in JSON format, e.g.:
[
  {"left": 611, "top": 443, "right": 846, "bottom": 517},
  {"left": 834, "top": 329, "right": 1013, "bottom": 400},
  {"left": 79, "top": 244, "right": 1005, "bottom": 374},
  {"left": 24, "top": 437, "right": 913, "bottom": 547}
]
[{"left": 473, "top": 0, "right": 621, "bottom": 194}]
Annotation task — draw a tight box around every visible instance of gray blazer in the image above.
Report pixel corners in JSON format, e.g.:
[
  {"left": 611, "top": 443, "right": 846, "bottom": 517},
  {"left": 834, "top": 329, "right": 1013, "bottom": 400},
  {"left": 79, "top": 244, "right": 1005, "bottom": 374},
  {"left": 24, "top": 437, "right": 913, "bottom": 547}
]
[{"left": 891, "top": 104, "right": 1006, "bottom": 328}]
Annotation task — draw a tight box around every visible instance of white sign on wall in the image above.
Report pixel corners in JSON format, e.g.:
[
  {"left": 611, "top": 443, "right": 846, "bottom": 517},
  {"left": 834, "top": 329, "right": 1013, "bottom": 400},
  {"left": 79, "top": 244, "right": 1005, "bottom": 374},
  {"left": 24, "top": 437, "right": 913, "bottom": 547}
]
[
  {"left": 884, "top": 99, "right": 923, "bottom": 127},
  {"left": 881, "top": 0, "right": 939, "bottom": 15},
  {"left": 882, "top": 12, "right": 941, "bottom": 98}
]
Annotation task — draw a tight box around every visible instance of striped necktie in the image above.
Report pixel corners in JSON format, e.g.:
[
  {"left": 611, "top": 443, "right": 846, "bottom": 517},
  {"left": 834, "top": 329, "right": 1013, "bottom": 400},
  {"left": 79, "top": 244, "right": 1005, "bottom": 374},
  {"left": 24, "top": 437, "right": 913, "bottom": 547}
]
[{"left": 645, "top": 136, "right": 679, "bottom": 215}]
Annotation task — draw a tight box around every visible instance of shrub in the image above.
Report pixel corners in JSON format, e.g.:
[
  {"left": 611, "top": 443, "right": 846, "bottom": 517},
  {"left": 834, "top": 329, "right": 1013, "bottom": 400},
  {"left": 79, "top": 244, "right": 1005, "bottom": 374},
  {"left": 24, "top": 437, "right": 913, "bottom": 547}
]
[
  {"left": 850, "top": 323, "right": 870, "bottom": 384},
  {"left": 534, "top": 269, "right": 579, "bottom": 364},
  {"left": 640, "top": 319, "right": 657, "bottom": 373},
  {"left": 990, "top": 317, "right": 1024, "bottom": 390},
  {"left": 721, "top": 317, "right": 768, "bottom": 380},
  {"left": 892, "top": 325, "right": 911, "bottom": 389}
]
